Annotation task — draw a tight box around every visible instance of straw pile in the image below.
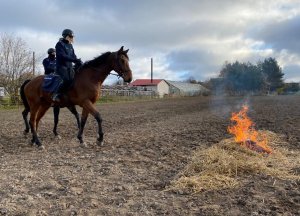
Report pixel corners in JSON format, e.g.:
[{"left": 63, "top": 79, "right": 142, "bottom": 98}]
[{"left": 169, "top": 130, "right": 300, "bottom": 194}]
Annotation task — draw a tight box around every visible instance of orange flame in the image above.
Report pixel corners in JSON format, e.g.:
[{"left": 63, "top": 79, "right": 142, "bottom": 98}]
[{"left": 228, "top": 105, "right": 272, "bottom": 154}]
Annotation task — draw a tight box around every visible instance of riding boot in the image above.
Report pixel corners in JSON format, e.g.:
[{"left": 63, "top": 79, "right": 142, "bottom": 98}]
[{"left": 51, "top": 82, "right": 63, "bottom": 102}]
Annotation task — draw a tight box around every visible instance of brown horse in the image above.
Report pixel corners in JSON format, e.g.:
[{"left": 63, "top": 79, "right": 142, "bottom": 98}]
[
  {"left": 20, "top": 46, "right": 132, "bottom": 148},
  {"left": 20, "top": 79, "right": 80, "bottom": 138}
]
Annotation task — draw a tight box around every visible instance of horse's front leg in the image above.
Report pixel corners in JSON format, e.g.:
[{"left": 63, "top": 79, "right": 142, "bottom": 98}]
[
  {"left": 77, "top": 108, "right": 89, "bottom": 147},
  {"left": 53, "top": 106, "right": 60, "bottom": 137},
  {"left": 79, "top": 101, "right": 104, "bottom": 146},
  {"left": 94, "top": 111, "right": 104, "bottom": 146}
]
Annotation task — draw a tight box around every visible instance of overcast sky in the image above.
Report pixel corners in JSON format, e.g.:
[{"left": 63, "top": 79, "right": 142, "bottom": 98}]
[{"left": 0, "top": 0, "right": 300, "bottom": 84}]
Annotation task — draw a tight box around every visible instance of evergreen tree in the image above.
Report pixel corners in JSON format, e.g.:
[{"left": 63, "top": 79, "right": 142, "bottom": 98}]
[{"left": 259, "top": 57, "right": 284, "bottom": 92}]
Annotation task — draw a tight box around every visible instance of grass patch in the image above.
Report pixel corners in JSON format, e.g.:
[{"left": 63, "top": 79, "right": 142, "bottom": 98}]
[{"left": 168, "top": 130, "right": 300, "bottom": 194}]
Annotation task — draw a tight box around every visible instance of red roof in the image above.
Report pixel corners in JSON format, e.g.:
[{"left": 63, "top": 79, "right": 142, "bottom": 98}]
[{"left": 130, "top": 79, "right": 163, "bottom": 86}]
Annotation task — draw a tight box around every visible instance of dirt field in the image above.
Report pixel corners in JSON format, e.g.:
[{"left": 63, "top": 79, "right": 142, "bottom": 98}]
[{"left": 0, "top": 95, "right": 299, "bottom": 215}]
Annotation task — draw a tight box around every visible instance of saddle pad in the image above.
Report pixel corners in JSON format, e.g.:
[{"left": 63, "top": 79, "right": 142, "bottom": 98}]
[{"left": 42, "top": 74, "right": 63, "bottom": 93}]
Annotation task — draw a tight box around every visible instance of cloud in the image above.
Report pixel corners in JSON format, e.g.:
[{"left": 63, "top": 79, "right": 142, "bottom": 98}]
[
  {"left": 0, "top": 0, "right": 300, "bottom": 83},
  {"left": 282, "top": 64, "right": 300, "bottom": 82},
  {"left": 248, "top": 15, "right": 300, "bottom": 54}
]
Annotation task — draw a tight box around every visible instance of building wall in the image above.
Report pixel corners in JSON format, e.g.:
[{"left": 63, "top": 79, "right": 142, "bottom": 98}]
[
  {"left": 157, "top": 80, "right": 169, "bottom": 97},
  {"left": 135, "top": 85, "right": 158, "bottom": 92},
  {"left": 169, "top": 85, "right": 181, "bottom": 95}
]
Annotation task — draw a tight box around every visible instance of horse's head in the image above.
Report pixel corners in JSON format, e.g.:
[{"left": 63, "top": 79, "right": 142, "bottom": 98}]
[{"left": 111, "top": 46, "right": 133, "bottom": 83}]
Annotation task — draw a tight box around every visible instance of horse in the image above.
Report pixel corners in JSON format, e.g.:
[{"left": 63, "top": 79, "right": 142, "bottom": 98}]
[
  {"left": 20, "top": 46, "right": 132, "bottom": 148},
  {"left": 20, "top": 79, "right": 81, "bottom": 138}
]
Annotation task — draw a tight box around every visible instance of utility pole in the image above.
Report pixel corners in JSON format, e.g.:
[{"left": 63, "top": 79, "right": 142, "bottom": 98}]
[
  {"left": 151, "top": 57, "right": 153, "bottom": 83},
  {"left": 32, "top": 51, "right": 35, "bottom": 76}
]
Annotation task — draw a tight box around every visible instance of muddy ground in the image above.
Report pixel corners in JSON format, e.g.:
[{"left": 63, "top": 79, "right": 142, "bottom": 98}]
[{"left": 0, "top": 95, "right": 299, "bottom": 215}]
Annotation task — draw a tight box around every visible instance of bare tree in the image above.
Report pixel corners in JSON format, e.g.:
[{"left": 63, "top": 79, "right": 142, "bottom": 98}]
[{"left": 0, "top": 33, "right": 35, "bottom": 104}]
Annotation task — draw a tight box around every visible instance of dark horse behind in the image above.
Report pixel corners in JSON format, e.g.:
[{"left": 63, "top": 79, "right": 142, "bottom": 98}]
[{"left": 20, "top": 46, "right": 132, "bottom": 148}]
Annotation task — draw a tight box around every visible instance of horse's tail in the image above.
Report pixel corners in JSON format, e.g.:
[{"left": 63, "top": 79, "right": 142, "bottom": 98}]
[{"left": 20, "top": 79, "right": 31, "bottom": 111}]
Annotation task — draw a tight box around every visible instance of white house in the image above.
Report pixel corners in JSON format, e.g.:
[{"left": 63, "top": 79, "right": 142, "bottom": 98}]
[{"left": 129, "top": 79, "right": 169, "bottom": 98}]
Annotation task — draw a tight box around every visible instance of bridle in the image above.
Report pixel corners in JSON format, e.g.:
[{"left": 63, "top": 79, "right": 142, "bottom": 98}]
[{"left": 111, "top": 53, "right": 130, "bottom": 79}]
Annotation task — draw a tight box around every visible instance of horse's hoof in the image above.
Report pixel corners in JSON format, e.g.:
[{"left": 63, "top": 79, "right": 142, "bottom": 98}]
[
  {"left": 37, "top": 145, "right": 45, "bottom": 150},
  {"left": 97, "top": 140, "right": 104, "bottom": 146},
  {"left": 29, "top": 140, "right": 35, "bottom": 146},
  {"left": 55, "top": 135, "right": 62, "bottom": 140},
  {"left": 80, "top": 142, "right": 87, "bottom": 148},
  {"left": 23, "top": 130, "right": 29, "bottom": 136}
]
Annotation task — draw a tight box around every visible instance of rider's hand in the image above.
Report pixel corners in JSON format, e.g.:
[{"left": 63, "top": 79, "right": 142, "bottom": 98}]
[{"left": 75, "top": 58, "right": 83, "bottom": 65}]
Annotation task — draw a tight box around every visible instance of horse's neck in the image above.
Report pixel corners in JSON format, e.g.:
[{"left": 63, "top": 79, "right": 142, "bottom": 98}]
[{"left": 76, "top": 64, "right": 111, "bottom": 86}]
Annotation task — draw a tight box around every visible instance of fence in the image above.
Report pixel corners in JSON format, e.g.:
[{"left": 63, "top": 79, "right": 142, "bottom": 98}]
[
  {"left": 101, "top": 89, "right": 157, "bottom": 98},
  {"left": 0, "top": 89, "right": 158, "bottom": 107}
]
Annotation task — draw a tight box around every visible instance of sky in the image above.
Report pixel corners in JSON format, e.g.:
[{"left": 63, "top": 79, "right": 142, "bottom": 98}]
[{"left": 0, "top": 0, "right": 300, "bottom": 84}]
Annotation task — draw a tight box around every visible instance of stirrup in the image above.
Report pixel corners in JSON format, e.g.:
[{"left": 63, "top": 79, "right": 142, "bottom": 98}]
[{"left": 52, "top": 94, "right": 60, "bottom": 102}]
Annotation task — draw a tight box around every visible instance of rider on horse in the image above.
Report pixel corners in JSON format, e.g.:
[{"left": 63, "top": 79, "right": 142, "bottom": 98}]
[
  {"left": 52, "top": 29, "right": 82, "bottom": 102},
  {"left": 42, "top": 48, "right": 56, "bottom": 75}
]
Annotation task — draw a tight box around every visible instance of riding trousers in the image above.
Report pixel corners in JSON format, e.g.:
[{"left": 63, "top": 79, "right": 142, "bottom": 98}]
[{"left": 56, "top": 66, "right": 75, "bottom": 89}]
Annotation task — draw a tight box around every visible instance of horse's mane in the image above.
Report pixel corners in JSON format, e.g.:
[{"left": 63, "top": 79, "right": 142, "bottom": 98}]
[
  {"left": 81, "top": 52, "right": 112, "bottom": 69},
  {"left": 77, "top": 50, "right": 129, "bottom": 72}
]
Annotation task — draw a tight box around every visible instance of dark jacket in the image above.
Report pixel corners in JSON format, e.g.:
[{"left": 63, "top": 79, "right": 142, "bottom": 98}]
[
  {"left": 55, "top": 38, "right": 78, "bottom": 82},
  {"left": 42, "top": 56, "right": 56, "bottom": 75}
]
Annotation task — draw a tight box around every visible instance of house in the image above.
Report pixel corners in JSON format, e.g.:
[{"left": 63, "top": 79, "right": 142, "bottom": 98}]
[
  {"left": 129, "top": 79, "right": 169, "bottom": 97},
  {"left": 166, "top": 80, "right": 210, "bottom": 96}
]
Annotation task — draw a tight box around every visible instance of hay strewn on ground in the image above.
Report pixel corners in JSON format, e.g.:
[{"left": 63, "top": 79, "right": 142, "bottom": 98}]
[{"left": 169, "top": 130, "right": 300, "bottom": 194}]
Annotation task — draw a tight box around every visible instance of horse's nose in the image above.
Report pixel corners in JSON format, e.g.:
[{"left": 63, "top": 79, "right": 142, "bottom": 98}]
[{"left": 127, "top": 77, "right": 132, "bottom": 83}]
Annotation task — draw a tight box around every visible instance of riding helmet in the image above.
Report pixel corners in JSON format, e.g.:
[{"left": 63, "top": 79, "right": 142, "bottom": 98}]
[
  {"left": 62, "top": 29, "right": 74, "bottom": 38},
  {"left": 47, "top": 48, "right": 55, "bottom": 54}
]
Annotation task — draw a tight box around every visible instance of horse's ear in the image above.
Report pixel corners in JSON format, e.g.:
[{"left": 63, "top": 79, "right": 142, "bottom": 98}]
[
  {"left": 118, "top": 46, "right": 124, "bottom": 53},
  {"left": 124, "top": 49, "right": 129, "bottom": 54}
]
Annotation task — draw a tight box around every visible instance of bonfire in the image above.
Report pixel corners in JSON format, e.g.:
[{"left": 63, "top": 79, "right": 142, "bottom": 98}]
[
  {"left": 168, "top": 105, "right": 300, "bottom": 194},
  {"left": 227, "top": 105, "right": 272, "bottom": 154}
]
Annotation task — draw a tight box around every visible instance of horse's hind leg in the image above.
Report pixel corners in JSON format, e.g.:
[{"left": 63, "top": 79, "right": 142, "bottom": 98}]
[
  {"left": 53, "top": 106, "right": 60, "bottom": 136},
  {"left": 36, "top": 105, "right": 50, "bottom": 132},
  {"left": 22, "top": 108, "right": 30, "bottom": 135},
  {"left": 30, "top": 105, "right": 50, "bottom": 148},
  {"left": 67, "top": 105, "right": 80, "bottom": 129},
  {"left": 29, "top": 107, "right": 41, "bottom": 146}
]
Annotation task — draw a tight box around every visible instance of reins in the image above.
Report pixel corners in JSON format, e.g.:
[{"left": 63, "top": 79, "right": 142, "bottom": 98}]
[
  {"left": 109, "top": 72, "right": 122, "bottom": 79},
  {"left": 83, "top": 64, "right": 123, "bottom": 79}
]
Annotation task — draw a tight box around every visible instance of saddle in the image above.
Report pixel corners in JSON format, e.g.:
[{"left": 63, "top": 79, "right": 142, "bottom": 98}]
[{"left": 42, "top": 74, "right": 63, "bottom": 93}]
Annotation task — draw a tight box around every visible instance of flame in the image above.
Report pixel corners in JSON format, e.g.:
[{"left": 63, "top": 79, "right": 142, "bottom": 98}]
[{"left": 228, "top": 105, "right": 272, "bottom": 154}]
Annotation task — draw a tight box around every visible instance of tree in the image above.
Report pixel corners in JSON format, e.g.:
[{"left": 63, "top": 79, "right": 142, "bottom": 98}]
[
  {"left": 0, "top": 33, "right": 35, "bottom": 103},
  {"left": 259, "top": 57, "right": 284, "bottom": 92},
  {"left": 218, "top": 61, "right": 264, "bottom": 95},
  {"left": 186, "top": 76, "right": 197, "bottom": 84}
]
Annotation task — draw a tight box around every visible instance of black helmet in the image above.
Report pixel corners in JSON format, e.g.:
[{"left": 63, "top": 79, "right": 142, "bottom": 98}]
[
  {"left": 62, "top": 29, "right": 74, "bottom": 38},
  {"left": 47, "top": 48, "right": 55, "bottom": 54}
]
